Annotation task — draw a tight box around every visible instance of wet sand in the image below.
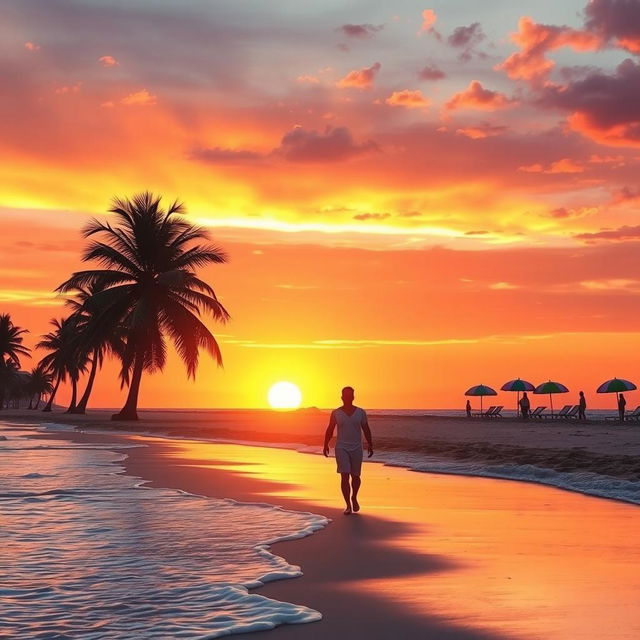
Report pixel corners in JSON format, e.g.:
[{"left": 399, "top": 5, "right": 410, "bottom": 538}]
[
  {"left": 5, "top": 407, "right": 640, "bottom": 483},
  {"left": 119, "top": 434, "right": 640, "bottom": 640}
]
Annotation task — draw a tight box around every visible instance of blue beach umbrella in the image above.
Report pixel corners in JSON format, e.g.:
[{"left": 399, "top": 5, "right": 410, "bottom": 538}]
[
  {"left": 534, "top": 380, "right": 569, "bottom": 416},
  {"left": 501, "top": 378, "right": 535, "bottom": 416},
  {"left": 465, "top": 384, "right": 497, "bottom": 415},
  {"left": 596, "top": 378, "right": 637, "bottom": 409}
]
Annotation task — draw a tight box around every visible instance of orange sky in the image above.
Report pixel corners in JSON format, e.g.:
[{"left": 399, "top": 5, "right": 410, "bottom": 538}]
[{"left": 3, "top": 0, "right": 640, "bottom": 409}]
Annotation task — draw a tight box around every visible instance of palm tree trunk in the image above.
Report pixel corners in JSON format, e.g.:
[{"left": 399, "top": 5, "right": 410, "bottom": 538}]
[
  {"left": 112, "top": 350, "right": 144, "bottom": 421},
  {"left": 27, "top": 395, "right": 33, "bottom": 410},
  {"left": 33, "top": 393, "right": 41, "bottom": 410},
  {"left": 65, "top": 378, "right": 78, "bottom": 413},
  {"left": 43, "top": 375, "right": 62, "bottom": 412},
  {"left": 73, "top": 349, "right": 99, "bottom": 414}
]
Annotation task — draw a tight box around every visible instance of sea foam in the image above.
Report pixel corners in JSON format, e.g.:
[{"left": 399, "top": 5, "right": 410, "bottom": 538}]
[{"left": 0, "top": 422, "right": 328, "bottom": 638}]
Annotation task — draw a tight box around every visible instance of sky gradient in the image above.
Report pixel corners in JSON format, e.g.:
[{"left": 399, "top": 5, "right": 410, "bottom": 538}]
[{"left": 3, "top": 0, "right": 640, "bottom": 409}]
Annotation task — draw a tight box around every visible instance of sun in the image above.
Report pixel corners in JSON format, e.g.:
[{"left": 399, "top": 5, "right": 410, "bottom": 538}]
[{"left": 268, "top": 381, "right": 302, "bottom": 410}]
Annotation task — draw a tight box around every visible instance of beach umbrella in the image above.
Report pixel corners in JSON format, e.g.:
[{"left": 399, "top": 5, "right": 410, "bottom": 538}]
[
  {"left": 465, "top": 384, "right": 497, "bottom": 415},
  {"left": 533, "top": 380, "right": 569, "bottom": 416},
  {"left": 501, "top": 378, "right": 535, "bottom": 416},
  {"left": 596, "top": 378, "right": 636, "bottom": 409}
]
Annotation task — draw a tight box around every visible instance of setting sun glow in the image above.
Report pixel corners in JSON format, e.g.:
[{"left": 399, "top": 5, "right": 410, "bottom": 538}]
[{"left": 268, "top": 382, "right": 302, "bottom": 410}]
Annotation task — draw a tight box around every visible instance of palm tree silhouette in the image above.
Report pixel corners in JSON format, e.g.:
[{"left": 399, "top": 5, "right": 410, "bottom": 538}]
[
  {"left": 27, "top": 364, "right": 54, "bottom": 410},
  {"left": 65, "top": 285, "right": 125, "bottom": 414},
  {"left": 57, "top": 192, "right": 230, "bottom": 420},
  {"left": 37, "top": 317, "right": 82, "bottom": 412},
  {"left": 0, "top": 314, "right": 30, "bottom": 409}
]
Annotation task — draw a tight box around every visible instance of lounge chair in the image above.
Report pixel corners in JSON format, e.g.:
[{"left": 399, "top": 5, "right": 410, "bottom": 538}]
[
  {"left": 563, "top": 405, "right": 580, "bottom": 420},
  {"left": 488, "top": 405, "right": 503, "bottom": 418},
  {"left": 624, "top": 406, "right": 640, "bottom": 421},
  {"left": 529, "top": 406, "right": 546, "bottom": 418},
  {"left": 473, "top": 405, "right": 496, "bottom": 418},
  {"left": 540, "top": 405, "right": 572, "bottom": 420}
]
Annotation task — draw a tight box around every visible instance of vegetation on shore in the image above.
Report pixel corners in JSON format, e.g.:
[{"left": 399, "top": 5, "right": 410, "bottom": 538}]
[{"left": 0, "top": 192, "right": 229, "bottom": 419}]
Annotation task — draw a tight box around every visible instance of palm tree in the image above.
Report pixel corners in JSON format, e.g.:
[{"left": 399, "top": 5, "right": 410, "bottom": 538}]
[
  {"left": 27, "top": 364, "right": 54, "bottom": 409},
  {"left": 65, "top": 285, "right": 126, "bottom": 414},
  {"left": 37, "top": 317, "right": 83, "bottom": 412},
  {"left": 57, "top": 192, "right": 230, "bottom": 420},
  {"left": 0, "top": 314, "right": 30, "bottom": 409}
]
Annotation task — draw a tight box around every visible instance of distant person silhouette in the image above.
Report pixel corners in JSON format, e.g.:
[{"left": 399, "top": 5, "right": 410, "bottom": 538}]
[
  {"left": 466, "top": 399, "right": 472, "bottom": 418},
  {"left": 578, "top": 391, "right": 586, "bottom": 421},
  {"left": 618, "top": 393, "right": 626, "bottom": 423},
  {"left": 323, "top": 386, "right": 374, "bottom": 515},
  {"left": 519, "top": 392, "right": 530, "bottom": 420}
]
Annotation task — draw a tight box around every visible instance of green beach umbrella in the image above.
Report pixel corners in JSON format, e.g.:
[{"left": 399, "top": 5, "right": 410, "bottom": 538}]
[
  {"left": 533, "top": 380, "right": 569, "bottom": 416},
  {"left": 596, "top": 378, "right": 636, "bottom": 410},
  {"left": 501, "top": 378, "right": 535, "bottom": 416},
  {"left": 465, "top": 384, "right": 497, "bottom": 415}
]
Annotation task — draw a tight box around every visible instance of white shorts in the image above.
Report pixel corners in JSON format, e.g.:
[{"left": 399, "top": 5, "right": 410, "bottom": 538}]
[{"left": 335, "top": 447, "right": 363, "bottom": 475}]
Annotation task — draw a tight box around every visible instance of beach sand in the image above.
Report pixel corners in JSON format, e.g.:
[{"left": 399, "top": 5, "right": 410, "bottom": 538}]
[
  {"left": 30, "top": 425, "right": 639, "bottom": 640},
  {"left": 5, "top": 407, "right": 640, "bottom": 484}
]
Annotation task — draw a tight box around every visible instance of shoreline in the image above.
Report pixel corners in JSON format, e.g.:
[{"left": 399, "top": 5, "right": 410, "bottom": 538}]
[
  {"left": 2, "top": 408, "right": 639, "bottom": 505},
  {"left": 8, "top": 418, "right": 640, "bottom": 639}
]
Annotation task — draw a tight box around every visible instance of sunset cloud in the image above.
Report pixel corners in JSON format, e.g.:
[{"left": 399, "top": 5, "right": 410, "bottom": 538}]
[
  {"left": 445, "top": 81, "right": 515, "bottom": 111},
  {"left": 539, "top": 59, "right": 640, "bottom": 147},
  {"left": 277, "top": 126, "right": 378, "bottom": 163},
  {"left": 575, "top": 225, "right": 640, "bottom": 242},
  {"left": 339, "top": 24, "right": 383, "bottom": 39},
  {"left": 418, "top": 63, "right": 446, "bottom": 81},
  {"left": 24, "top": 42, "right": 40, "bottom": 51},
  {"left": 519, "top": 158, "right": 585, "bottom": 173},
  {"left": 447, "top": 22, "right": 486, "bottom": 61},
  {"left": 584, "top": 0, "right": 640, "bottom": 53},
  {"left": 420, "top": 9, "right": 437, "bottom": 34},
  {"left": 337, "top": 62, "right": 381, "bottom": 89},
  {"left": 456, "top": 124, "right": 507, "bottom": 139},
  {"left": 385, "top": 90, "right": 431, "bottom": 108},
  {"left": 99, "top": 55, "right": 119, "bottom": 67},
  {"left": 120, "top": 89, "right": 157, "bottom": 106},
  {"left": 496, "top": 16, "right": 601, "bottom": 82},
  {"left": 190, "top": 147, "right": 263, "bottom": 165}
]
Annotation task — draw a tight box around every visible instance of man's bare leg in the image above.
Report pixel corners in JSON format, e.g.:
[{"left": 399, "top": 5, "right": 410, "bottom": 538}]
[
  {"left": 341, "top": 473, "right": 352, "bottom": 514},
  {"left": 351, "top": 474, "right": 361, "bottom": 512}
]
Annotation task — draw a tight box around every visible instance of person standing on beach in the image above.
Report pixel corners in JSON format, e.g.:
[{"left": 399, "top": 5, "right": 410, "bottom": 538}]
[
  {"left": 323, "top": 386, "right": 374, "bottom": 515},
  {"left": 618, "top": 393, "right": 626, "bottom": 423},
  {"left": 466, "top": 399, "right": 472, "bottom": 418},
  {"left": 519, "top": 392, "right": 530, "bottom": 420},
  {"left": 578, "top": 391, "right": 587, "bottom": 421}
]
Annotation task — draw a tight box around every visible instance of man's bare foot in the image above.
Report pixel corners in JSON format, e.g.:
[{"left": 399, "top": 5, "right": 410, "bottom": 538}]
[
  {"left": 352, "top": 496, "right": 360, "bottom": 513},
  {"left": 343, "top": 505, "right": 352, "bottom": 515}
]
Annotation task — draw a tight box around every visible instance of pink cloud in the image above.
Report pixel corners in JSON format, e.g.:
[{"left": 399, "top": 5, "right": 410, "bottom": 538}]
[
  {"left": 519, "top": 158, "right": 584, "bottom": 173},
  {"left": 445, "top": 81, "right": 515, "bottom": 111},
  {"left": 99, "top": 55, "right": 119, "bottom": 67},
  {"left": 496, "top": 17, "right": 602, "bottom": 83},
  {"left": 120, "top": 89, "right": 157, "bottom": 106},
  {"left": 24, "top": 42, "right": 40, "bottom": 52},
  {"left": 337, "top": 62, "right": 381, "bottom": 89},
  {"left": 585, "top": 0, "right": 640, "bottom": 54},
  {"left": 385, "top": 90, "right": 431, "bottom": 109},
  {"left": 456, "top": 124, "right": 507, "bottom": 139},
  {"left": 420, "top": 9, "right": 437, "bottom": 34},
  {"left": 418, "top": 63, "right": 446, "bottom": 81},
  {"left": 339, "top": 24, "right": 383, "bottom": 39},
  {"left": 296, "top": 75, "right": 320, "bottom": 84}
]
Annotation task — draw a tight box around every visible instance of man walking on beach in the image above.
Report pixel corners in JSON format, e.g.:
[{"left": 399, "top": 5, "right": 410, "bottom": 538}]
[{"left": 323, "top": 386, "right": 374, "bottom": 515}]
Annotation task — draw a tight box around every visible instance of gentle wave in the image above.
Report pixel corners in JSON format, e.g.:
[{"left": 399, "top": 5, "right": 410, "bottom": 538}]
[{"left": 0, "top": 422, "right": 328, "bottom": 638}]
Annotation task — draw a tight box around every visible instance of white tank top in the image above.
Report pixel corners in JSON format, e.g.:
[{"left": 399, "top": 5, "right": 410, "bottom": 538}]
[{"left": 333, "top": 407, "right": 366, "bottom": 451}]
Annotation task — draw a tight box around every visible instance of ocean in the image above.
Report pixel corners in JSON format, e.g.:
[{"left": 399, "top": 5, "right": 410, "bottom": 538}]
[{"left": 0, "top": 421, "right": 327, "bottom": 638}]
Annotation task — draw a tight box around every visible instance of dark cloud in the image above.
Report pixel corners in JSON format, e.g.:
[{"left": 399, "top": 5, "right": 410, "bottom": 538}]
[
  {"left": 539, "top": 59, "right": 640, "bottom": 147},
  {"left": 575, "top": 225, "right": 640, "bottom": 242},
  {"left": 418, "top": 63, "right": 446, "bottom": 81},
  {"left": 338, "top": 24, "right": 383, "bottom": 39},
  {"left": 549, "top": 207, "right": 572, "bottom": 218},
  {"left": 190, "top": 147, "right": 263, "bottom": 165},
  {"left": 584, "top": 0, "right": 640, "bottom": 53},
  {"left": 277, "top": 126, "right": 378, "bottom": 163},
  {"left": 612, "top": 186, "right": 640, "bottom": 202},
  {"left": 447, "top": 22, "right": 486, "bottom": 61}
]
